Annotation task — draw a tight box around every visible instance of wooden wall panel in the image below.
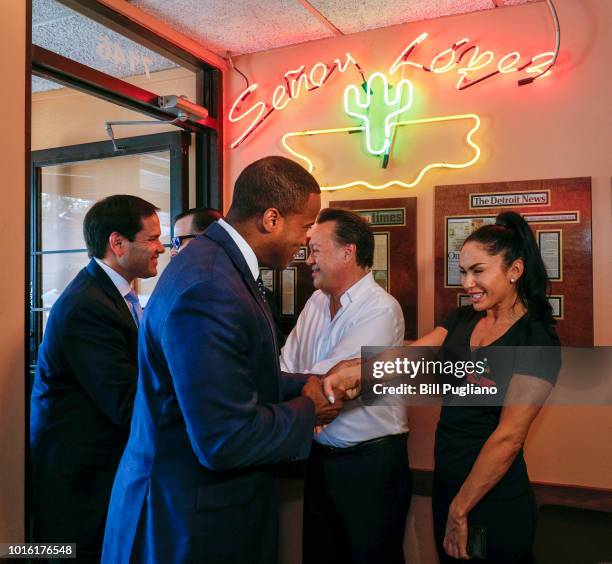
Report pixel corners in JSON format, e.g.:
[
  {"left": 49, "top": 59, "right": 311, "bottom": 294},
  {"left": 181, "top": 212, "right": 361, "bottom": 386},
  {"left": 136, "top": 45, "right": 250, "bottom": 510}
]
[{"left": 434, "top": 177, "right": 593, "bottom": 346}]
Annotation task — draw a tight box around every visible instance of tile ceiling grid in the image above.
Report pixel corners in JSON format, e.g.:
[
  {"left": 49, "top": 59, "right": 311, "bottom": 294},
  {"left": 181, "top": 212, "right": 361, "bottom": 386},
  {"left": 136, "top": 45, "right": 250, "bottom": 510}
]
[
  {"left": 32, "top": 0, "right": 543, "bottom": 92},
  {"left": 130, "top": 0, "right": 542, "bottom": 56},
  {"left": 130, "top": 0, "right": 336, "bottom": 56}
]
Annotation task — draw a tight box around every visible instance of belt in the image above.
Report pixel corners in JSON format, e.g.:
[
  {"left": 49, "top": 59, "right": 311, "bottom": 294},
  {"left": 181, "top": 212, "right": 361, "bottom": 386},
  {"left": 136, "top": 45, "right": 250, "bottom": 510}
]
[{"left": 312, "top": 433, "right": 408, "bottom": 457}]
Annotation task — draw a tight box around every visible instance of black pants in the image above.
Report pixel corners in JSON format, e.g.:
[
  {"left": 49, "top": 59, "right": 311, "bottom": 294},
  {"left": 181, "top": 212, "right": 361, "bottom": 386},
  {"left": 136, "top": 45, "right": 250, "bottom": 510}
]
[
  {"left": 303, "top": 434, "right": 412, "bottom": 564},
  {"left": 432, "top": 473, "right": 537, "bottom": 564}
]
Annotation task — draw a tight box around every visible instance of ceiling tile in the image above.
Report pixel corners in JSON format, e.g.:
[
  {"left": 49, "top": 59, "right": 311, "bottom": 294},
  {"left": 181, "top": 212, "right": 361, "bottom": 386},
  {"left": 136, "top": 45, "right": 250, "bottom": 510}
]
[
  {"left": 131, "top": 0, "right": 336, "bottom": 55},
  {"left": 308, "top": 0, "right": 496, "bottom": 35}
]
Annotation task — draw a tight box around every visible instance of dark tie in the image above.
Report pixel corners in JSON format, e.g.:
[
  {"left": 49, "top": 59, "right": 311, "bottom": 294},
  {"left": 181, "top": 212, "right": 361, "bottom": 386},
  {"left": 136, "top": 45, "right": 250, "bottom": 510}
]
[
  {"left": 125, "top": 289, "right": 143, "bottom": 328},
  {"left": 256, "top": 275, "right": 268, "bottom": 300}
]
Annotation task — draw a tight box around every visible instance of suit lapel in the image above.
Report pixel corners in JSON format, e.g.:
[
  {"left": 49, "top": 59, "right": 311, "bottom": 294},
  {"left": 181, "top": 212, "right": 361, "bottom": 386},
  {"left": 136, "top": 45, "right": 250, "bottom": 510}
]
[
  {"left": 85, "top": 259, "right": 138, "bottom": 334},
  {"left": 205, "top": 223, "right": 279, "bottom": 353}
]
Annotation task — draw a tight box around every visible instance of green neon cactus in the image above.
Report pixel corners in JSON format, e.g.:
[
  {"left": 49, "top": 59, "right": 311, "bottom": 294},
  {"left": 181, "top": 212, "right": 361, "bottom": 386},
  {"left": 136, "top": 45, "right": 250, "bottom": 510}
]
[{"left": 344, "top": 72, "right": 414, "bottom": 156}]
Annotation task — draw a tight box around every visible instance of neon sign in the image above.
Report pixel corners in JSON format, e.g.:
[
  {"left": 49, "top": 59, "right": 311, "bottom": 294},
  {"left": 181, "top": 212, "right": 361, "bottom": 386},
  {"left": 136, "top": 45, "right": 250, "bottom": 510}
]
[
  {"left": 388, "top": 32, "right": 554, "bottom": 90},
  {"left": 229, "top": 32, "right": 555, "bottom": 149},
  {"left": 344, "top": 72, "right": 413, "bottom": 156},
  {"left": 228, "top": 53, "right": 362, "bottom": 148},
  {"left": 281, "top": 76, "right": 482, "bottom": 191}
]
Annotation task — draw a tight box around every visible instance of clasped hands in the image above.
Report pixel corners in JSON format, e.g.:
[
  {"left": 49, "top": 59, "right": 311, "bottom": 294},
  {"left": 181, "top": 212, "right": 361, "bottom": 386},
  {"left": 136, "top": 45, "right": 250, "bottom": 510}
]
[{"left": 300, "top": 358, "right": 362, "bottom": 426}]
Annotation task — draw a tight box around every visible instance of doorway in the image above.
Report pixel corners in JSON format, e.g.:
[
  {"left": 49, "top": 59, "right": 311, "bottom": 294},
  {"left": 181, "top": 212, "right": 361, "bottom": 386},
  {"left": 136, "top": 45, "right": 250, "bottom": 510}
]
[{"left": 29, "top": 131, "right": 189, "bottom": 371}]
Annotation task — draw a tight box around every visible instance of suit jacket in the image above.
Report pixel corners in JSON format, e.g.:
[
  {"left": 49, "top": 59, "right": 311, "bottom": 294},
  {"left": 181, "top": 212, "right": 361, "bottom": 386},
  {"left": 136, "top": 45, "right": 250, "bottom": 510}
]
[
  {"left": 102, "top": 222, "right": 316, "bottom": 564},
  {"left": 30, "top": 259, "right": 139, "bottom": 558}
]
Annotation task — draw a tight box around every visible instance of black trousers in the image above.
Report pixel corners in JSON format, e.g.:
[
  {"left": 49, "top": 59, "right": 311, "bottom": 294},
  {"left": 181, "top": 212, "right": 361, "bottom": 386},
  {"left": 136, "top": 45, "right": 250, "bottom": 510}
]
[
  {"left": 31, "top": 460, "right": 115, "bottom": 564},
  {"left": 432, "top": 473, "right": 537, "bottom": 564},
  {"left": 303, "top": 434, "right": 412, "bottom": 564}
]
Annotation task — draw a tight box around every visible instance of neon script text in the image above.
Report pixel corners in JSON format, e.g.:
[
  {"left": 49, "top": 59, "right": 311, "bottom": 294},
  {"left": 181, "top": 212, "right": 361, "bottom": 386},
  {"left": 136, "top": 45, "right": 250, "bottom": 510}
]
[
  {"left": 229, "top": 33, "right": 554, "bottom": 148},
  {"left": 228, "top": 52, "right": 361, "bottom": 148}
]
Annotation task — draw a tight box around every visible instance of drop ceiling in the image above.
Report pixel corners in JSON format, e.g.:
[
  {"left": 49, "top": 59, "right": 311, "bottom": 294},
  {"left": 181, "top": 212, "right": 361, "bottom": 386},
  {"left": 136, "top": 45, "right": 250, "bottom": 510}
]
[{"left": 32, "top": 0, "right": 541, "bottom": 92}]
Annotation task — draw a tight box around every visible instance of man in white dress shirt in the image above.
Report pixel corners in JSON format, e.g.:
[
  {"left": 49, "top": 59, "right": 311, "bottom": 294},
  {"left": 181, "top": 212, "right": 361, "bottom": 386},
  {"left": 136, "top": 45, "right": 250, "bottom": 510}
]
[{"left": 280, "top": 208, "right": 411, "bottom": 564}]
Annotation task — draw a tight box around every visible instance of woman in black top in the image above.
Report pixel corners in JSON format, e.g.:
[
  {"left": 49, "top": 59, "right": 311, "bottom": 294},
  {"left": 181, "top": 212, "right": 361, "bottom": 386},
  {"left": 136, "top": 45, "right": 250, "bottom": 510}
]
[{"left": 413, "top": 211, "right": 561, "bottom": 562}]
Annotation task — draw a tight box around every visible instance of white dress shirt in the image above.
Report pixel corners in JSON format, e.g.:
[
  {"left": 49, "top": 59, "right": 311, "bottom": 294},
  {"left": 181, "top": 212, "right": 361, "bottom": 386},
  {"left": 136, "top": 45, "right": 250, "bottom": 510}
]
[
  {"left": 217, "top": 218, "right": 259, "bottom": 280},
  {"left": 280, "top": 272, "right": 409, "bottom": 447},
  {"left": 94, "top": 258, "right": 136, "bottom": 313}
]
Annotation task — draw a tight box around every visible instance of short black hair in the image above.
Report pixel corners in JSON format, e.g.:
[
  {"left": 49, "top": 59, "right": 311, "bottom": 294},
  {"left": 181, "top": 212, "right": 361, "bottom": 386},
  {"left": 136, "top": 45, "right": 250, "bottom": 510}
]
[
  {"left": 316, "top": 208, "right": 374, "bottom": 269},
  {"left": 227, "top": 156, "right": 320, "bottom": 222},
  {"left": 83, "top": 195, "right": 159, "bottom": 259},
  {"left": 174, "top": 207, "right": 222, "bottom": 234}
]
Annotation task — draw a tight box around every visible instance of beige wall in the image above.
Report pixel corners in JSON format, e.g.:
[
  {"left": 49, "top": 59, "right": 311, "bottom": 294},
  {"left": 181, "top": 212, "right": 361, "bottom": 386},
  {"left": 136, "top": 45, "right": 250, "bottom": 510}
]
[
  {"left": 32, "top": 67, "right": 198, "bottom": 206},
  {"left": 225, "top": 0, "right": 612, "bottom": 489},
  {"left": 0, "top": 0, "right": 26, "bottom": 543},
  {"left": 32, "top": 67, "right": 196, "bottom": 149}
]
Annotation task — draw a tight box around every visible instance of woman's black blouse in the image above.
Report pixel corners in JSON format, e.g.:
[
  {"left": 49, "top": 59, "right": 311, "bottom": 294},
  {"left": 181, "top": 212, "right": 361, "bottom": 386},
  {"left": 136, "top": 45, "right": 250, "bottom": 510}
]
[{"left": 434, "top": 306, "right": 561, "bottom": 497}]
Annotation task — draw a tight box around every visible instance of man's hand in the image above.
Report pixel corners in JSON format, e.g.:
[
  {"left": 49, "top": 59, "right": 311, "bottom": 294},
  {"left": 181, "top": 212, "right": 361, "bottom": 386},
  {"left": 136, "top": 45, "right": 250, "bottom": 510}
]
[
  {"left": 301, "top": 376, "right": 343, "bottom": 425},
  {"left": 322, "top": 358, "right": 362, "bottom": 402}
]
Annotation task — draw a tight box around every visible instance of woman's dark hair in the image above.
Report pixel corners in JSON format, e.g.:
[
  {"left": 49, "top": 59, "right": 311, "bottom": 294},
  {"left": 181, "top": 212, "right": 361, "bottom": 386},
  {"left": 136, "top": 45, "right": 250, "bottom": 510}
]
[{"left": 464, "top": 211, "right": 554, "bottom": 323}]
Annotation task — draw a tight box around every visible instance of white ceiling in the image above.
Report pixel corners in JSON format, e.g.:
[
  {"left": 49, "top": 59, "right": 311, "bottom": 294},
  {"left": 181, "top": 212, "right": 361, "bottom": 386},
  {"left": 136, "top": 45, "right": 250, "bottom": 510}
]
[
  {"left": 130, "top": 0, "right": 542, "bottom": 56},
  {"left": 32, "top": 0, "right": 541, "bottom": 92}
]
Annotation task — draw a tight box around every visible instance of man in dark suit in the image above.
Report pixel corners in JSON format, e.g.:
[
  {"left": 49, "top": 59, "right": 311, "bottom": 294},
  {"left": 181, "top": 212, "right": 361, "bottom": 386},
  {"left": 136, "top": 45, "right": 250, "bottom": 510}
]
[
  {"left": 102, "top": 156, "right": 352, "bottom": 563},
  {"left": 171, "top": 205, "right": 288, "bottom": 349},
  {"left": 30, "top": 195, "right": 165, "bottom": 562}
]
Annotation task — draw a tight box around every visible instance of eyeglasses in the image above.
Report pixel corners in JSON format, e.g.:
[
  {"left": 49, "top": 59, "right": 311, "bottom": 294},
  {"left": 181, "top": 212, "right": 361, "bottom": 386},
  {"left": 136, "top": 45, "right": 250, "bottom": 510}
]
[{"left": 171, "top": 234, "right": 196, "bottom": 251}]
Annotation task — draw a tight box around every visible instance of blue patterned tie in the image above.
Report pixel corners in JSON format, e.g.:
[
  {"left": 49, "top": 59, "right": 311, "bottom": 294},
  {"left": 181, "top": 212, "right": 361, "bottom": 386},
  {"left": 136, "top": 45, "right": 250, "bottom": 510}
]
[
  {"left": 125, "top": 289, "right": 143, "bottom": 328},
  {"left": 256, "top": 275, "right": 268, "bottom": 300}
]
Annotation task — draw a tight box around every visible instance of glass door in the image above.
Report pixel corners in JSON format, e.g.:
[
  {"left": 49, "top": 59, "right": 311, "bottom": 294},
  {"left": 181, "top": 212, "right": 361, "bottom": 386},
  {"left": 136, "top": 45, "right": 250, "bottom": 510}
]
[{"left": 30, "top": 131, "right": 189, "bottom": 371}]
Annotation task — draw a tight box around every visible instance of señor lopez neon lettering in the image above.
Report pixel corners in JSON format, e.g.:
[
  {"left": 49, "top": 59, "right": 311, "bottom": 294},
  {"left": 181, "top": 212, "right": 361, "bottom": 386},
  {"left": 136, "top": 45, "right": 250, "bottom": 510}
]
[
  {"left": 229, "top": 33, "right": 554, "bottom": 149},
  {"left": 229, "top": 52, "right": 362, "bottom": 148},
  {"left": 388, "top": 32, "right": 554, "bottom": 90}
]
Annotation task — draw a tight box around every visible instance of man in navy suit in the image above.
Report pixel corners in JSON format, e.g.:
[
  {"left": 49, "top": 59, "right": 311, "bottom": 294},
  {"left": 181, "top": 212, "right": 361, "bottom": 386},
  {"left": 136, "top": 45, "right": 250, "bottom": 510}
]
[
  {"left": 30, "top": 195, "right": 165, "bottom": 561},
  {"left": 103, "top": 156, "right": 352, "bottom": 563}
]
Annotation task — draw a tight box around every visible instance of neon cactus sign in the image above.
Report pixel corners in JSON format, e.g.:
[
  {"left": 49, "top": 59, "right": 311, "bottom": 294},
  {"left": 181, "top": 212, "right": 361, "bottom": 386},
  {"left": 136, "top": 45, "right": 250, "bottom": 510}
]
[
  {"left": 344, "top": 72, "right": 413, "bottom": 156},
  {"left": 229, "top": 32, "right": 555, "bottom": 149},
  {"left": 281, "top": 74, "right": 482, "bottom": 191}
]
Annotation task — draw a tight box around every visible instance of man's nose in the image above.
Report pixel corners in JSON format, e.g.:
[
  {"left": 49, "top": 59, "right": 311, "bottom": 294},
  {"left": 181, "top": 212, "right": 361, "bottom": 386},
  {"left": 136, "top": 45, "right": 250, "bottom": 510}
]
[{"left": 306, "top": 253, "right": 314, "bottom": 265}]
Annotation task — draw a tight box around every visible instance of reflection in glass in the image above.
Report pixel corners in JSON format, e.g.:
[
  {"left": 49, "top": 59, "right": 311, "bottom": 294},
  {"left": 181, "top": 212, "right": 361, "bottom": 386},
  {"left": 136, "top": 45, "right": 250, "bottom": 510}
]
[
  {"left": 41, "top": 151, "right": 171, "bottom": 251},
  {"left": 39, "top": 151, "right": 172, "bottom": 333},
  {"left": 41, "top": 251, "right": 89, "bottom": 331},
  {"left": 32, "top": 0, "right": 185, "bottom": 93}
]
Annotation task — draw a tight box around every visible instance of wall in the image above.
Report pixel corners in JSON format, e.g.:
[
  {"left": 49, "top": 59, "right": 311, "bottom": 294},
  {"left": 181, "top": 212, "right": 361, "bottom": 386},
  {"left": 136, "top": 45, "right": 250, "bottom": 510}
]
[
  {"left": 32, "top": 67, "right": 197, "bottom": 206},
  {"left": 0, "top": 0, "right": 26, "bottom": 543},
  {"left": 225, "top": 0, "right": 612, "bottom": 489}
]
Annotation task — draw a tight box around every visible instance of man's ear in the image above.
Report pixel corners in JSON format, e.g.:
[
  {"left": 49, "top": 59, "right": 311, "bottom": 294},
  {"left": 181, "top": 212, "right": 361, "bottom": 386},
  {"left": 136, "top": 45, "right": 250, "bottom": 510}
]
[
  {"left": 108, "top": 231, "right": 127, "bottom": 258},
  {"left": 261, "top": 208, "right": 281, "bottom": 233},
  {"left": 344, "top": 243, "right": 357, "bottom": 262}
]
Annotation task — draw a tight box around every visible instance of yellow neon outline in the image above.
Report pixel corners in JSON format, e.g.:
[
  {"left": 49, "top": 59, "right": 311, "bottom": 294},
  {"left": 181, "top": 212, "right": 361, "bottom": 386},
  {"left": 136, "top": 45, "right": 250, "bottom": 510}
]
[{"left": 281, "top": 113, "right": 481, "bottom": 191}]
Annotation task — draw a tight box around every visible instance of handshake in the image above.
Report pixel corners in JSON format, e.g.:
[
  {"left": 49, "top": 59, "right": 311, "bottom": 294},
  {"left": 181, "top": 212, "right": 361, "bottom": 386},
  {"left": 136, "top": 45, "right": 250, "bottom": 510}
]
[{"left": 300, "top": 358, "right": 361, "bottom": 425}]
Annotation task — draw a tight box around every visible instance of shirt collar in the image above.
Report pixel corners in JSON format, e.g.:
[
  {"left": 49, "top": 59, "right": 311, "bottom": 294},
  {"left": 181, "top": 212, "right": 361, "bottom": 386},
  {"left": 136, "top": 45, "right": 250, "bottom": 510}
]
[
  {"left": 217, "top": 218, "right": 260, "bottom": 280},
  {"left": 94, "top": 258, "right": 132, "bottom": 298},
  {"left": 339, "top": 271, "right": 374, "bottom": 307}
]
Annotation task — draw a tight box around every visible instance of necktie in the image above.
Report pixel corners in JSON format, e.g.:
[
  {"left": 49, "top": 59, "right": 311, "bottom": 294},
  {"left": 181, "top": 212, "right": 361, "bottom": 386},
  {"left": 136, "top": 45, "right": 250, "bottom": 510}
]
[
  {"left": 256, "top": 275, "right": 268, "bottom": 300},
  {"left": 125, "top": 289, "right": 143, "bottom": 328},
  {"left": 256, "top": 275, "right": 281, "bottom": 353}
]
